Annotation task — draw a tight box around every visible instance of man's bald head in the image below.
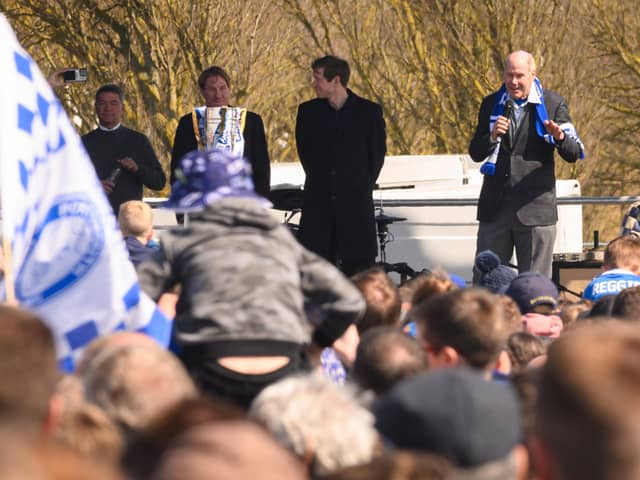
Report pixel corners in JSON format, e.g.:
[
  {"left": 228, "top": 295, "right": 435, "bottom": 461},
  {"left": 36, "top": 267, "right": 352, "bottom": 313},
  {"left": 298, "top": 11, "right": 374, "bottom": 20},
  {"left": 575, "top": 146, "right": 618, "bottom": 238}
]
[
  {"left": 505, "top": 51, "right": 536, "bottom": 73},
  {"left": 503, "top": 50, "right": 536, "bottom": 100}
]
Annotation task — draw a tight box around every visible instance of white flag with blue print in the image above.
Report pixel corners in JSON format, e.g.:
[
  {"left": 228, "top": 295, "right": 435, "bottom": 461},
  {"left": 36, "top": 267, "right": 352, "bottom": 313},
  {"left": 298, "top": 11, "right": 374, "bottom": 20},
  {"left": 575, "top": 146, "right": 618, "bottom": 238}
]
[{"left": 0, "top": 15, "right": 172, "bottom": 371}]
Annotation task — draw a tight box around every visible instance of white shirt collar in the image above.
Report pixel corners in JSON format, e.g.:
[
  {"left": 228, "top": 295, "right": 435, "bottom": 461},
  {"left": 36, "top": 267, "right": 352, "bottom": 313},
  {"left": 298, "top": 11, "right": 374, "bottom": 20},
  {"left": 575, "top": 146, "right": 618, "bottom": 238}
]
[{"left": 98, "top": 123, "right": 121, "bottom": 132}]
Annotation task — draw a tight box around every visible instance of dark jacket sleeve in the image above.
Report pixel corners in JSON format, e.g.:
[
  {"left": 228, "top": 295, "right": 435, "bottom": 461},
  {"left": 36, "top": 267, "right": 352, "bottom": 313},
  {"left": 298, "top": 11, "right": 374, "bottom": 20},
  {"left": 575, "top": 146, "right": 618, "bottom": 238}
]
[
  {"left": 244, "top": 112, "right": 271, "bottom": 196},
  {"left": 295, "top": 104, "right": 311, "bottom": 174},
  {"left": 171, "top": 114, "right": 197, "bottom": 184},
  {"left": 369, "top": 103, "right": 387, "bottom": 187},
  {"left": 135, "top": 135, "right": 166, "bottom": 191},
  {"left": 136, "top": 247, "right": 178, "bottom": 301},
  {"left": 468, "top": 96, "right": 495, "bottom": 163},
  {"left": 299, "top": 247, "right": 365, "bottom": 347},
  {"left": 550, "top": 98, "right": 582, "bottom": 163}
]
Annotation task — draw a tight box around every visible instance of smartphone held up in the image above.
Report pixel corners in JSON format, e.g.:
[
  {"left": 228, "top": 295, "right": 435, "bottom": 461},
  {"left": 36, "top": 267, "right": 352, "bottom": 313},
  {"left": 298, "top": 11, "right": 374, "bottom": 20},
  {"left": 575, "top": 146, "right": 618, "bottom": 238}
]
[{"left": 62, "top": 68, "right": 88, "bottom": 83}]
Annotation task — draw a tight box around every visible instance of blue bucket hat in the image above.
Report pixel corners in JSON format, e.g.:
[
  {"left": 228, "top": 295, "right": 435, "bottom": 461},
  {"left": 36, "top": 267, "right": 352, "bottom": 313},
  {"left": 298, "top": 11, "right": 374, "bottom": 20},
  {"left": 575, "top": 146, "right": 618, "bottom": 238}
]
[{"left": 162, "top": 149, "right": 271, "bottom": 212}]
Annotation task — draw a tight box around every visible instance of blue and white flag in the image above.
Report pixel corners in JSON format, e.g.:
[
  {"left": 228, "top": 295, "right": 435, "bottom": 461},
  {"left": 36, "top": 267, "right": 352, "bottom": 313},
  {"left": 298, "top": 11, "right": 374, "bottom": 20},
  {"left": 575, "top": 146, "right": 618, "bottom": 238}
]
[{"left": 0, "top": 15, "right": 172, "bottom": 371}]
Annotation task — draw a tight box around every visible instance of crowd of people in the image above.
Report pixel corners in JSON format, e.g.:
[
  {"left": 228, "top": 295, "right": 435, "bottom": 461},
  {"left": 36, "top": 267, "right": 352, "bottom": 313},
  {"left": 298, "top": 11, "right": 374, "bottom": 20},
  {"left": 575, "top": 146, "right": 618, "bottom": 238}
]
[
  {"left": 5, "top": 225, "right": 640, "bottom": 479},
  {"left": 7, "top": 38, "right": 638, "bottom": 479}
]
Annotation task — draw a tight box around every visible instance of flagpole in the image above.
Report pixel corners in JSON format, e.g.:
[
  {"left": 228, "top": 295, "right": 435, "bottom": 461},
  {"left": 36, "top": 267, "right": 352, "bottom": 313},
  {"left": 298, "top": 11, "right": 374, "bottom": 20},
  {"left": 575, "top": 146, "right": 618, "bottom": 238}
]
[{"left": 2, "top": 235, "right": 16, "bottom": 305}]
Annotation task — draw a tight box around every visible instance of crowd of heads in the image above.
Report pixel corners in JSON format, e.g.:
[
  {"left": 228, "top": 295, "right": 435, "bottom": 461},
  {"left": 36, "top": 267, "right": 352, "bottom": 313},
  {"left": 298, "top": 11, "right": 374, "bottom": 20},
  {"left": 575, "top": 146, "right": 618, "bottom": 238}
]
[
  {"left": 8, "top": 141, "right": 640, "bottom": 479},
  {"left": 7, "top": 231, "right": 640, "bottom": 480},
  {"left": 8, "top": 56, "right": 640, "bottom": 478}
]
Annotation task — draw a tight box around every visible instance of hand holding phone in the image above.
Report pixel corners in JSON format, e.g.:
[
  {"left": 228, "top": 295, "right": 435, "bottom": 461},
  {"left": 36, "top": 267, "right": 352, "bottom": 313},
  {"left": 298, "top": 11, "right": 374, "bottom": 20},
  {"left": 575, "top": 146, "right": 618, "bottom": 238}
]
[
  {"left": 62, "top": 68, "right": 88, "bottom": 83},
  {"left": 48, "top": 68, "right": 88, "bottom": 89}
]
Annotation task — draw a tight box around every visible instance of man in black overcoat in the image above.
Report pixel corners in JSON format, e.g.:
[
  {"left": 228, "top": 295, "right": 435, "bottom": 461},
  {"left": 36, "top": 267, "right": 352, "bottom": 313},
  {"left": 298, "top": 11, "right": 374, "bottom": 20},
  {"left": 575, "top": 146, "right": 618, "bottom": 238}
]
[{"left": 295, "top": 56, "right": 386, "bottom": 276}]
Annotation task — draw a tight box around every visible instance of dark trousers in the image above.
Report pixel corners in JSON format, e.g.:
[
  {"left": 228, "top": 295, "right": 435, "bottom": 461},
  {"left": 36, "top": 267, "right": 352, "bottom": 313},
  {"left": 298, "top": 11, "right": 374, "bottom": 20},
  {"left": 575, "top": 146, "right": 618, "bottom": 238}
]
[
  {"left": 326, "top": 216, "right": 375, "bottom": 277},
  {"left": 180, "top": 339, "right": 311, "bottom": 409}
]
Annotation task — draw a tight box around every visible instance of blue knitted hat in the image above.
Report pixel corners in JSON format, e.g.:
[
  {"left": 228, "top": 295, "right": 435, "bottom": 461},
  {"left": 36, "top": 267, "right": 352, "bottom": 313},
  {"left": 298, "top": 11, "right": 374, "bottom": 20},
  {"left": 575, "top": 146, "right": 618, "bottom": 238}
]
[{"left": 475, "top": 250, "right": 518, "bottom": 294}]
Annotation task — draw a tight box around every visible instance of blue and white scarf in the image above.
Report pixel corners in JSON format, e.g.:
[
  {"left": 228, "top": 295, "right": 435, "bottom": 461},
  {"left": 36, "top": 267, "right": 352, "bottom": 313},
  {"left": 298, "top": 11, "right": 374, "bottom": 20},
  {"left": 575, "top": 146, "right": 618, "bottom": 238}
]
[
  {"left": 621, "top": 201, "right": 640, "bottom": 237},
  {"left": 481, "top": 77, "right": 585, "bottom": 176},
  {"left": 192, "top": 106, "right": 246, "bottom": 156}
]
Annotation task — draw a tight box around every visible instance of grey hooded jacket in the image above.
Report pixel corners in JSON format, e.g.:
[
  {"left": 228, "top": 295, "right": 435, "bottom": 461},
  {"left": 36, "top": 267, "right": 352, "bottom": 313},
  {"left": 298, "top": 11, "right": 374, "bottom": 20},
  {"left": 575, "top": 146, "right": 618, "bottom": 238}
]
[{"left": 137, "top": 197, "right": 365, "bottom": 348}]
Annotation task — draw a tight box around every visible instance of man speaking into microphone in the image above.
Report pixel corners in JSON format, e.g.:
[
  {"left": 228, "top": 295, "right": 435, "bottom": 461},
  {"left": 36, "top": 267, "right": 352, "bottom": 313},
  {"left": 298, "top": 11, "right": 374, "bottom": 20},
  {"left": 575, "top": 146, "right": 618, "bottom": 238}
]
[{"left": 469, "top": 50, "right": 584, "bottom": 280}]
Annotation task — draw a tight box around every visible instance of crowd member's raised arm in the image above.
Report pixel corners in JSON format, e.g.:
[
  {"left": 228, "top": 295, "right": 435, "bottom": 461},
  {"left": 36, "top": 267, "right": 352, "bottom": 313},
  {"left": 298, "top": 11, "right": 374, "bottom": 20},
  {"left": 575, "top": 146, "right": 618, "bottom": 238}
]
[{"left": 299, "top": 248, "right": 365, "bottom": 348}]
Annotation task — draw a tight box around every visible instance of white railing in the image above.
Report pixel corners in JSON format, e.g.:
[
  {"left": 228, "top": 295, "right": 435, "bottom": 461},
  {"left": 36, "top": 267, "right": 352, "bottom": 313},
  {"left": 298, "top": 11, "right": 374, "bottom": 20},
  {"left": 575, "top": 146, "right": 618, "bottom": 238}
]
[{"left": 374, "top": 196, "right": 640, "bottom": 207}]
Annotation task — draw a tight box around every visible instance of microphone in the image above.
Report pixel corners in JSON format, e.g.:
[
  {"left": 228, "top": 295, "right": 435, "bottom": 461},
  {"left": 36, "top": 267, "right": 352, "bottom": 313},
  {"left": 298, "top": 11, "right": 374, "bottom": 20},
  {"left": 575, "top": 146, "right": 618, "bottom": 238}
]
[
  {"left": 481, "top": 98, "right": 515, "bottom": 176},
  {"left": 499, "top": 99, "right": 514, "bottom": 138},
  {"left": 106, "top": 167, "right": 122, "bottom": 184}
]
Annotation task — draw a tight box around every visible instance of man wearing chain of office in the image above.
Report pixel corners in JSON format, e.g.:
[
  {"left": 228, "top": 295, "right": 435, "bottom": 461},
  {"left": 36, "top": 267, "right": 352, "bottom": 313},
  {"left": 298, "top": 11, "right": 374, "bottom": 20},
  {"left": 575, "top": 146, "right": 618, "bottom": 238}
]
[{"left": 170, "top": 66, "right": 271, "bottom": 203}]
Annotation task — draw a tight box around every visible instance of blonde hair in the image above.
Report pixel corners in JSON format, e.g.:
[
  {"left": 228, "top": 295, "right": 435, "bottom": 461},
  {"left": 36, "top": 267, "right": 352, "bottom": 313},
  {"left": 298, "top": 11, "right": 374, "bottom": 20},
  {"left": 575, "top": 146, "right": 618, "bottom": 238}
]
[
  {"left": 84, "top": 344, "right": 197, "bottom": 431},
  {"left": 409, "top": 270, "right": 459, "bottom": 306},
  {"left": 117, "top": 201, "right": 152, "bottom": 239},
  {"left": 604, "top": 235, "right": 640, "bottom": 273},
  {"left": 54, "top": 402, "right": 124, "bottom": 466}
]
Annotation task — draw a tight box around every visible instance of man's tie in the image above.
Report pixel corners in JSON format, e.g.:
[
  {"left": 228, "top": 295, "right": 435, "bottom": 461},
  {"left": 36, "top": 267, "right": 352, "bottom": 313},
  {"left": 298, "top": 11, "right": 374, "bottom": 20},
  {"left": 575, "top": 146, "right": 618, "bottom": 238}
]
[{"left": 506, "top": 104, "right": 517, "bottom": 150}]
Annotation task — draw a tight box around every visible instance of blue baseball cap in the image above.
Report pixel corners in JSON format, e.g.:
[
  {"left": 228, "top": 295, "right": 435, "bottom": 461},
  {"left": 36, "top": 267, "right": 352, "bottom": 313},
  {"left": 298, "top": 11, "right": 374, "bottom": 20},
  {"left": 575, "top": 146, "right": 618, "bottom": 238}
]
[
  {"left": 163, "top": 149, "right": 271, "bottom": 212},
  {"left": 505, "top": 272, "right": 559, "bottom": 314}
]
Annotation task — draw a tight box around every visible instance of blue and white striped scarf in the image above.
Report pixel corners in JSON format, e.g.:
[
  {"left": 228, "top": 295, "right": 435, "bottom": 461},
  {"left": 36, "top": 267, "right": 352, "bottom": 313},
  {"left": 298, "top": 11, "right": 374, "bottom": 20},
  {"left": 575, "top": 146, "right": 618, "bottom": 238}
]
[
  {"left": 481, "top": 78, "right": 585, "bottom": 176},
  {"left": 193, "top": 106, "right": 246, "bottom": 156},
  {"left": 621, "top": 202, "right": 640, "bottom": 237}
]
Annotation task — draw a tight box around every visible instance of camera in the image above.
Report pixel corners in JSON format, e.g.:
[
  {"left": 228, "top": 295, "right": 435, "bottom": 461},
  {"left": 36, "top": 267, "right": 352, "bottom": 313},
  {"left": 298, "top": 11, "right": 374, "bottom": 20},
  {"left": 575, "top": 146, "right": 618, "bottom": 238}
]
[{"left": 62, "top": 68, "right": 88, "bottom": 83}]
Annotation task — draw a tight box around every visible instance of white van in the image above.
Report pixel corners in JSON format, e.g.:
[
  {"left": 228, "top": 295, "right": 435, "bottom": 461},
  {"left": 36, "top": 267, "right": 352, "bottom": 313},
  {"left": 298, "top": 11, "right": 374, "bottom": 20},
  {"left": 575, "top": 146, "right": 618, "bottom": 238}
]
[{"left": 269, "top": 155, "right": 583, "bottom": 283}]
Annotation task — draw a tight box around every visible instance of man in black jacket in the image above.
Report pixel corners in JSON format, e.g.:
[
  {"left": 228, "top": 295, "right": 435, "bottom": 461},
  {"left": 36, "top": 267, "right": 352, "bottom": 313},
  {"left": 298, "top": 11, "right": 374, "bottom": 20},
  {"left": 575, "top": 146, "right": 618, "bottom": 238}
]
[
  {"left": 469, "top": 50, "right": 583, "bottom": 279},
  {"left": 82, "top": 84, "right": 166, "bottom": 215},
  {"left": 296, "top": 56, "right": 387, "bottom": 276}
]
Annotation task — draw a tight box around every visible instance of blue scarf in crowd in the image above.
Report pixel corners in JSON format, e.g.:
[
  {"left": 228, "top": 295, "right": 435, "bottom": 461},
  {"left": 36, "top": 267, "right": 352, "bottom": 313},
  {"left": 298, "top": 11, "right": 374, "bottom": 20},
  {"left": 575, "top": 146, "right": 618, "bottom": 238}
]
[
  {"left": 621, "top": 202, "right": 640, "bottom": 237},
  {"left": 481, "top": 77, "right": 585, "bottom": 176}
]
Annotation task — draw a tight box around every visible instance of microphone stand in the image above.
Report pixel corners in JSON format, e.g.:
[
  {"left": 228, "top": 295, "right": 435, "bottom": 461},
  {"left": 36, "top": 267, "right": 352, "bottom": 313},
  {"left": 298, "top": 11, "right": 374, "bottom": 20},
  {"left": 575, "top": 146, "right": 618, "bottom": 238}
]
[
  {"left": 374, "top": 186, "right": 421, "bottom": 284},
  {"left": 555, "top": 283, "right": 583, "bottom": 299},
  {"left": 506, "top": 261, "right": 583, "bottom": 298}
]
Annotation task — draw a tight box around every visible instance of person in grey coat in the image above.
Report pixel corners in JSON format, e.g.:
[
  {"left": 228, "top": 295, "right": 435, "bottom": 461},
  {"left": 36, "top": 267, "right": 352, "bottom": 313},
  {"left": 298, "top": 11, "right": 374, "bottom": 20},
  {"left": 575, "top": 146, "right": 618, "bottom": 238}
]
[{"left": 137, "top": 149, "right": 365, "bottom": 408}]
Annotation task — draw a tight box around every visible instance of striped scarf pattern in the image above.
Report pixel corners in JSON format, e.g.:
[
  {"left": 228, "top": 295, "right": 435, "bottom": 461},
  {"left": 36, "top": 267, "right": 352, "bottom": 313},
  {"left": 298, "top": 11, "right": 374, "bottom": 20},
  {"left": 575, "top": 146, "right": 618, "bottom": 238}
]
[{"left": 481, "top": 78, "right": 585, "bottom": 176}]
